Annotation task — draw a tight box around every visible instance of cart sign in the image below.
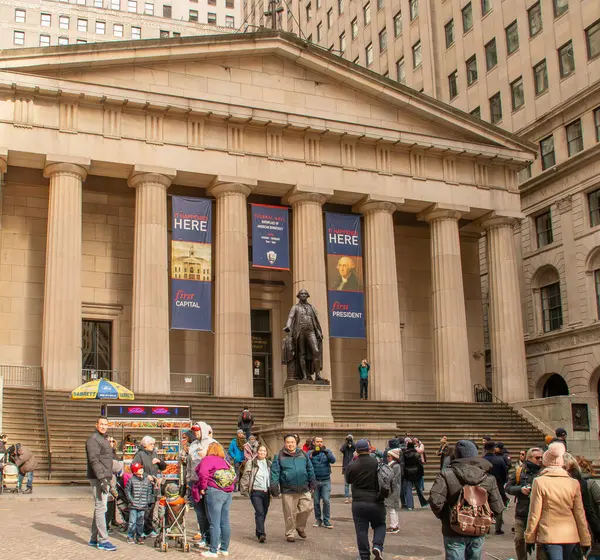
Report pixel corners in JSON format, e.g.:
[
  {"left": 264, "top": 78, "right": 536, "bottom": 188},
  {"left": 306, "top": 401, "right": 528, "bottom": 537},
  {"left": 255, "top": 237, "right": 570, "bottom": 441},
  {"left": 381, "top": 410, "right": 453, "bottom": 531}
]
[{"left": 102, "top": 404, "right": 192, "bottom": 420}]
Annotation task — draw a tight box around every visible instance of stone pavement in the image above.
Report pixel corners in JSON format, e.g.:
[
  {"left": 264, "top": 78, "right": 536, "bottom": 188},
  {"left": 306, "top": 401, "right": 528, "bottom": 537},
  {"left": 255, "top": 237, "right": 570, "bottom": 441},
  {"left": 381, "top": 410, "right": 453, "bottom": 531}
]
[{"left": 0, "top": 487, "right": 518, "bottom": 559}]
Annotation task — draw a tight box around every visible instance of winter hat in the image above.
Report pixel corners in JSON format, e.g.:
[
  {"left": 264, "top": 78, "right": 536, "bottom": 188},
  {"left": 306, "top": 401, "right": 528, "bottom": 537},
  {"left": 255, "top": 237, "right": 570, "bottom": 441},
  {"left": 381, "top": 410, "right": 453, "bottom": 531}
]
[
  {"left": 130, "top": 462, "right": 144, "bottom": 475},
  {"left": 484, "top": 441, "right": 496, "bottom": 452},
  {"left": 455, "top": 440, "right": 478, "bottom": 459},
  {"left": 355, "top": 439, "right": 370, "bottom": 453},
  {"left": 555, "top": 427, "right": 567, "bottom": 438},
  {"left": 183, "top": 430, "right": 196, "bottom": 443},
  {"left": 387, "top": 449, "right": 401, "bottom": 461},
  {"left": 544, "top": 435, "right": 554, "bottom": 446},
  {"left": 495, "top": 441, "right": 505, "bottom": 449},
  {"left": 542, "top": 442, "right": 565, "bottom": 467}
]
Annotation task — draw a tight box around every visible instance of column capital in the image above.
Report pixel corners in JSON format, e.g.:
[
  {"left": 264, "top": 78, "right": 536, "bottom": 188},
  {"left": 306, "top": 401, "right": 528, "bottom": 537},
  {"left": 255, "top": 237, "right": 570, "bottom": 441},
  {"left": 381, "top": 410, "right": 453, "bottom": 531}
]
[
  {"left": 44, "top": 155, "right": 91, "bottom": 181},
  {"left": 417, "top": 203, "right": 469, "bottom": 223},
  {"left": 128, "top": 165, "right": 176, "bottom": 189},
  {"left": 207, "top": 175, "right": 256, "bottom": 198},
  {"left": 480, "top": 210, "right": 525, "bottom": 231},
  {"left": 0, "top": 148, "right": 7, "bottom": 174},
  {"left": 283, "top": 185, "right": 333, "bottom": 206},
  {"left": 353, "top": 194, "right": 404, "bottom": 215}
]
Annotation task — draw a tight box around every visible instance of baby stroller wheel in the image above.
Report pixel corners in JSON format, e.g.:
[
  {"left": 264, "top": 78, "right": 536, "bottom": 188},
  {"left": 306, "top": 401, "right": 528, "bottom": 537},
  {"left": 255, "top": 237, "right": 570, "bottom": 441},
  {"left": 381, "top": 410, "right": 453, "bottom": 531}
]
[
  {"left": 153, "top": 538, "right": 160, "bottom": 548},
  {"left": 162, "top": 542, "right": 168, "bottom": 553},
  {"left": 184, "top": 543, "right": 190, "bottom": 553}
]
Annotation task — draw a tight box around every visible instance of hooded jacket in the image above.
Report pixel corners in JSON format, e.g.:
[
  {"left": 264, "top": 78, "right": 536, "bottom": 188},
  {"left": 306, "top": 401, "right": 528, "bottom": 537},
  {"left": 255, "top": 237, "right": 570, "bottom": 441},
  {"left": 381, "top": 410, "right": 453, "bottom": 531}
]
[
  {"left": 403, "top": 447, "right": 424, "bottom": 482},
  {"left": 14, "top": 444, "right": 37, "bottom": 475},
  {"left": 86, "top": 430, "right": 113, "bottom": 481},
  {"left": 429, "top": 457, "right": 505, "bottom": 537},
  {"left": 339, "top": 440, "right": 356, "bottom": 473},
  {"left": 125, "top": 473, "right": 154, "bottom": 510},
  {"left": 270, "top": 447, "right": 316, "bottom": 495},
  {"left": 186, "top": 422, "right": 216, "bottom": 484},
  {"left": 505, "top": 460, "right": 542, "bottom": 521}
]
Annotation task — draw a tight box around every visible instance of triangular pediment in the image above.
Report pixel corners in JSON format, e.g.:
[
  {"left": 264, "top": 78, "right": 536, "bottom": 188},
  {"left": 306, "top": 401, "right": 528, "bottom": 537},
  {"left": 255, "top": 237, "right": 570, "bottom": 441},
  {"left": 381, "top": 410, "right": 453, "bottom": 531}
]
[{"left": 0, "top": 31, "right": 535, "bottom": 159}]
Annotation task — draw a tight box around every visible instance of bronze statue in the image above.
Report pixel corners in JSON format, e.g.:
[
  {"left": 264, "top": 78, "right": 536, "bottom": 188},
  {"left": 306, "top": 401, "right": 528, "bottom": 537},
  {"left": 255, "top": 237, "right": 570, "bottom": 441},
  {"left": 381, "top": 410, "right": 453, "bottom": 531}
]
[{"left": 282, "top": 288, "right": 325, "bottom": 383}]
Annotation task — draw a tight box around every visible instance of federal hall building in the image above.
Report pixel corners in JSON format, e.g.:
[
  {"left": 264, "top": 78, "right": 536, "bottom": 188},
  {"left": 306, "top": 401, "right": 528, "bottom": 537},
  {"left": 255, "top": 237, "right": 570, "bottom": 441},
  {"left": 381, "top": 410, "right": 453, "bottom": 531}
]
[{"left": 0, "top": 31, "right": 539, "bottom": 404}]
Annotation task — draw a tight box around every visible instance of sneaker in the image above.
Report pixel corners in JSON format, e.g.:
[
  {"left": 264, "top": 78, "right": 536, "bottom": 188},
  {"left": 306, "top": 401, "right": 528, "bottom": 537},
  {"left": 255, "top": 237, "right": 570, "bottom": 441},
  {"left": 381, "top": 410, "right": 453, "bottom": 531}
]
[
  {"left": 258, "top": 535, "right": 266, "bottom": 543},
  {"left": 193, "top": 533, "right": 204, "bottom": 541},
  {"left": 323, "top": 522, "right": 333, "bottom": 529},
  {"left": 136, "top": 539, "right": 144, "bottom": 545},
  {"left": 286, "top": 536, "right": 296, "bottom": 542},
  {"left": 97, "top": 542, "right": 118, "bottom": 551},
  {"left": 201, "top": 552, "right": 218, "bottom": 558},
  {"left": 312, "top": 520, "right": 322, "bottom": 528},
  {"left": 495, "top": 530, "right": 505, "bottom": 535},
  {"left": 126, "top": 538, "right": 136, "bottom": 545},
  {"left": 218, "top": 551, "right": 229, "bottom": 557},
  {"left": 147, "top": 531, "right": 158, "bottom": 538},
  {"left": 344, "top": 498, "right": 351, "bottom": 504},
  {"left": 389, "top": 527, "right": 399, "bottom": 534},
  {"left": 194, "top": 540, "right": 209, "bottom": 549},
  {"left": 88, "top": 540, "right": 98, "bottom": 547},
  {"left": 373, "top": 547, "right": 383, "bottom": 560},
  {"left": 22, "top": 488, "right": 32, "bottom": 495},
  {"left": 407, "top": 508, "right": 413, "bottom": 511}
]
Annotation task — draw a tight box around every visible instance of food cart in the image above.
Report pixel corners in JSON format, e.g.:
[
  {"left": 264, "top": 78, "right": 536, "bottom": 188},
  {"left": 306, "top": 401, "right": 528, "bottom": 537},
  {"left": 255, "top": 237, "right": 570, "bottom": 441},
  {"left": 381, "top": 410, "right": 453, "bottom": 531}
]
[{"left": 101, "top": 404, "right": 192, "bottom": 484}]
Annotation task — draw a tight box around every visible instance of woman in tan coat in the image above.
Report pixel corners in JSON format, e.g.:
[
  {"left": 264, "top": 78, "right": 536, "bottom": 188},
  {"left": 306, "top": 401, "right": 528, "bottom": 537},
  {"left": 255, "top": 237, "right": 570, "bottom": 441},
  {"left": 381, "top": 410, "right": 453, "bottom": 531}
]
[{"left": 525, "top": 443, "right": 591, "bottom": 560}]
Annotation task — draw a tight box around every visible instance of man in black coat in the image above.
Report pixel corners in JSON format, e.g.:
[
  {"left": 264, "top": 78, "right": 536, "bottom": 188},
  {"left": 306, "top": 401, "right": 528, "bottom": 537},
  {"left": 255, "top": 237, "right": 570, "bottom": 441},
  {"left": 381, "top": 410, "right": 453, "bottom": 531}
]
[
  {"left": 483, "top": 441, "right": 508, "bottom": 535},
  {"left": 403, "top": 442, "right": 427, "bottom": 509},
  {"left": 345, "top": 439, "right": 385, "bottom": 560},
  {"left": 340, "top": 435, "right": 356, "bottom": 503}
]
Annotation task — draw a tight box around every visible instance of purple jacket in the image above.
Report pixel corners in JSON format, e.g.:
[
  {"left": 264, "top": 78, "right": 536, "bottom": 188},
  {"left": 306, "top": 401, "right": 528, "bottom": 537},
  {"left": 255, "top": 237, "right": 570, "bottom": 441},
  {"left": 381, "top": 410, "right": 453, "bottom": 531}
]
[{"left": 192, "top": 455, "right": 235, "bottom": 501}]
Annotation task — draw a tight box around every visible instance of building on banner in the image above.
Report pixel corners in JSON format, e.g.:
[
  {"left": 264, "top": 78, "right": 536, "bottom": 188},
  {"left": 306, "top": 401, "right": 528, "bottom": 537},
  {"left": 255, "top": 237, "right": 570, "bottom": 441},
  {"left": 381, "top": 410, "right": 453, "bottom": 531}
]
[
  {"left": 325, "top": 213, "right": 366, "bottom": 339},
  {"left": 251, "top": 204, "right": 290, "bottom": 270},
  {"left": 170, "top": 196, "right": 212, "bottom": 332}
]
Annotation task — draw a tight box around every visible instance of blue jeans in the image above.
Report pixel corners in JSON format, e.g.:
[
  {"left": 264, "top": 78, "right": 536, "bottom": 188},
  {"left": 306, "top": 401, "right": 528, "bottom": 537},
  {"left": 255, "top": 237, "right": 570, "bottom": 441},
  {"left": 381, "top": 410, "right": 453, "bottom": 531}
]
[
  {"left": 313, "top": 479, "right": 331, "bottom": 524},
  {"left": 403, "top": 479, "right": 427, "bottom": 509},
  {"left": 542, "top": 544, "right": 576, "bottom": 560},
  {"left": 443, "top": 536, "right": 485, "bottom": 560},
  {"left": 345, "top": 482, "right": 351, "bottom": 498},
  {"left": 205, "top": 487, "right": 232, "bottom": 554},
  {"left": 17, "top": 471, "right": 33, "bottom": 489},
  {"left": 128, "top": 508, "right": 145, "bottom": 539},
  {"left": 191, "top": 494, "right": 210, "bottom": 545}
]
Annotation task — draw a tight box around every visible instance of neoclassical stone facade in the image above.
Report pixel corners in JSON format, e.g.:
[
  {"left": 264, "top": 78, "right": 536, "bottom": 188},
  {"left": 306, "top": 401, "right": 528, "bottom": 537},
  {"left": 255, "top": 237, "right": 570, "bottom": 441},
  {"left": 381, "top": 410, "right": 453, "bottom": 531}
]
[{"left": 0, "top": 32, "right": 535, "bottom": 402}]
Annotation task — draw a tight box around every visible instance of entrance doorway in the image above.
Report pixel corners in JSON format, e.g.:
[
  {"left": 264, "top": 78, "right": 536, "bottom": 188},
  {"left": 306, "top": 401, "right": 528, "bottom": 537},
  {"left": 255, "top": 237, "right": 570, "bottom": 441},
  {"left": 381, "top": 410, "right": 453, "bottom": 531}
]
[
  {"left": 251, "top": 309, "right": 272, "bottom": 397},
  {"left": 82, "top": 319, "right": 112, "bottom": 382},
  {"left": 542, "top": 373, "right": 569, "bottom": 397}
]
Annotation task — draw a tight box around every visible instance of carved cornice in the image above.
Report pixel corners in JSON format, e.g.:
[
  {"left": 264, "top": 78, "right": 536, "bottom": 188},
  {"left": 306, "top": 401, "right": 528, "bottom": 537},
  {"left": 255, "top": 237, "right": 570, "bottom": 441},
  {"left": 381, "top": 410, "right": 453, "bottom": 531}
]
[{"left": 525, "top": 323, "right": 600, "bottom": 357}]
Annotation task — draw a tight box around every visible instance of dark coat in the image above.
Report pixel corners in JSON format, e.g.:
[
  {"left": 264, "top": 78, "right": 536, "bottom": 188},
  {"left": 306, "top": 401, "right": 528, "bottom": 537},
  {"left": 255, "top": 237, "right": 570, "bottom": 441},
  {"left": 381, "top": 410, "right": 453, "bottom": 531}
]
[
  {"left": 14, "top": 444, "right": 37, "bottom": 475},
  {"left": 270, "top": 447, "right": 316, "bottom": 495},
  {"left": 237, "top": 410, "right": 254, "bottom": 430},
  {"left": 403, "top": 448, "right": 424, "bottom": 482},
  {"left": 483, "top": 452, "right": 508, "bottom": 500},
  {"left": 429, "top": 457, "right": 505, "bottom": 537},
  {"left": 86, "top": 430, "right": 113, "bottom": 481},
  {"left": 340, "top": 441, "right": 356, "bottom": 473},
  {"left": 131, "top": 447, "right": 167, "bottom": 478},
  {"left": 505, "top": 460, "right": 542, "bottom": 521},
  {"left": 310, "top": 448, "right": 336, "bottom": 481},
  {"left": 345, "top": 454, "right": 382, "bottom": 504},
  {"left": 125, "top": 474, "right": 154, "bottom": 510}
]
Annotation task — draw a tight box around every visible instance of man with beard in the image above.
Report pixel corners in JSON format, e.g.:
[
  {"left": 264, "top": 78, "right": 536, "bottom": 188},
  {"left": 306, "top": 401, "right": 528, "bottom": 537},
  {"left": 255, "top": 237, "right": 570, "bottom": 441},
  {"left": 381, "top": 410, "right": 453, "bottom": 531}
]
[{"left": 505, "top": 447, "right": 544, "bottom": 560}]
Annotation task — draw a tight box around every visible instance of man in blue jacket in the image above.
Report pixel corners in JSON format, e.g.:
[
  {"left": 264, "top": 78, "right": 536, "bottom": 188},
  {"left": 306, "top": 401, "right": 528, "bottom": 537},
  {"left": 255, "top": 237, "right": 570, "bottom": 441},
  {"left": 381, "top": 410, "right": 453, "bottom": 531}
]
[
  {"left": 310, "top": 436, "right": 336, "bottom": 529},
  {"left": 271, "top": 434, "right": 316, "bottom": 542}
]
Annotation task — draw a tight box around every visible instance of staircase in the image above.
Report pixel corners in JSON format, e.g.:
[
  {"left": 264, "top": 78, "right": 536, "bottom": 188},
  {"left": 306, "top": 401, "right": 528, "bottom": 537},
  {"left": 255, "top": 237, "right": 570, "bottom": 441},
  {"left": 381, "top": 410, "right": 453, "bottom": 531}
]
[{"left": 2, "top": 388, "right": 545, "bottom": 484}]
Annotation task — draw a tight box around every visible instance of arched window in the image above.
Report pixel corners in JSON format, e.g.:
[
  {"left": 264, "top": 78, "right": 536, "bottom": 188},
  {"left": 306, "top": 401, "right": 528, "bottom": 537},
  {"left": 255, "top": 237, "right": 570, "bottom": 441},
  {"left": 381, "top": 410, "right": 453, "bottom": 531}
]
[
  {"left": 533, "top": 266, "right": 563, "bottom": 332},
  {"left": 586, "top": 248, "right": 600, "bottom": 320},
  {"left": 542, "top": 374, "right": 569, "bottom": 397}
]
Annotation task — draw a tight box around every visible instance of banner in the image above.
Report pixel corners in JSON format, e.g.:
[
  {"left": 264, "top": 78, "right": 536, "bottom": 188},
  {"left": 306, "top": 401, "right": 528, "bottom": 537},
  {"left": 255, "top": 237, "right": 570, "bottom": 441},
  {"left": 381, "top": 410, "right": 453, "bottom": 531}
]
[
  {"left": 251, "top": 204, "right": 290, "bottom": 270},
  {"left": 325, "top": 212, "right": 366, "bottom": 339},
  {"left": 170, "top": 196, "right": 212, "bottom": 331}
]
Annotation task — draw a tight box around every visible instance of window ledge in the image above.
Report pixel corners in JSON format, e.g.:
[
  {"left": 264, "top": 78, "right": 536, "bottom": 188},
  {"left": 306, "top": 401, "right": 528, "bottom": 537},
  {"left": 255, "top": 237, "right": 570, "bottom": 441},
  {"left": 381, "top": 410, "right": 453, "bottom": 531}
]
[
  {"left": 534, "top": 89, "right": 549, "bottom": 99},
  {"left": 511, "top": 105, "right": 525, "bottom": 115},
  {"left": 523, "top": 240, "right": 563, "bottom": 259}
]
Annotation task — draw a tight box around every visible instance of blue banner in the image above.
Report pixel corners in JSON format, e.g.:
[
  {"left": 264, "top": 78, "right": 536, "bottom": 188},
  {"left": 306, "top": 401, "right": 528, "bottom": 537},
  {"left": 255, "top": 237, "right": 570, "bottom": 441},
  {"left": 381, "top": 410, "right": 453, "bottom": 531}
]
[
  {"left": 251, "top": 204, "right": 290, "bottom": 270},
  {"left": 170, "top": 196, "right": 212, "bottom": 331},
  {"left": 325, "top": 212, "right": 366, "bottom": 339}
]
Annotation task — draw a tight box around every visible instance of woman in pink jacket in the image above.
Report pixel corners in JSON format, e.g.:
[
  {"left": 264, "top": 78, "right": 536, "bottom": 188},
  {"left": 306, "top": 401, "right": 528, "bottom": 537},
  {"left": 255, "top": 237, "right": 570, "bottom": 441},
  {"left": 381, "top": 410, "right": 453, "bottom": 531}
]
[{"left": 193, "top": 442, "right": 236, "bottom": 558}]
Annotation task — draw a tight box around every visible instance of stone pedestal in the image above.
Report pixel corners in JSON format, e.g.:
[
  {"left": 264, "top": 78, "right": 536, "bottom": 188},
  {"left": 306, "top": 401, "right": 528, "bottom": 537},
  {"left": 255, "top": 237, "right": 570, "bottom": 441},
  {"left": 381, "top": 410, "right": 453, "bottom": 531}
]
[{"left": 284, "top": 382, "right": 334, "bottom": 424}]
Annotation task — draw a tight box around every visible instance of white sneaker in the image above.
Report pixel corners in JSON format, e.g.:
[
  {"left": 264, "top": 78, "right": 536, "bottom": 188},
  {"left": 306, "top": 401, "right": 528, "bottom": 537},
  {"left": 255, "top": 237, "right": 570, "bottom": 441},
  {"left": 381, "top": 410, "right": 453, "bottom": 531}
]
[
  {"left": 201, "top": 552, "right": 218, "bottom": 558},
  {"left": 194, "top": 541, "right": 209, "bottom": 549},
  {"left": 218, "top": 552, "right": 229, "bottom": 557}
]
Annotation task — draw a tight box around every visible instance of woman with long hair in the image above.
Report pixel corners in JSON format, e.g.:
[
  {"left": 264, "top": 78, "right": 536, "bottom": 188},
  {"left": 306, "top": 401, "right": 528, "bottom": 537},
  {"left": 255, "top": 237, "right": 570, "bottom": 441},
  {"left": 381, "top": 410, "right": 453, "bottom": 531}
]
[
  {"left": 525, "top": 443, "right": 591, "bottom": 560},
  {"left": 193, "top": 442, "right": 236, "bottom": 558},
  {"left": 240, "top": 444, "right": 273, "bottom": 543}
]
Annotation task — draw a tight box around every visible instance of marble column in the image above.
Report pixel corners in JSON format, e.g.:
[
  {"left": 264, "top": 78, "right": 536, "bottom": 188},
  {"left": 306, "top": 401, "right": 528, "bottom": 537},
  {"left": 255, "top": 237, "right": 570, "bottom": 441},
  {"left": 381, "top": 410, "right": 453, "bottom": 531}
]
[
  {"left": 284, "top": 187, "right": 332, "bottom": 381},
  {"left": 483, "top": 213, "right": 529, "bottom": 402},
  {"left": 354, "top": 197, "right": 405, "bottom": 401},
  {"left": 208, "top": 177, "right": 256, "bottom": 397},
  {"left": 420, "top": 204, "right": 472, "bottom": 402},
  {"left": 42, "top": 156, "right": 90, "bottom": 391},
  {"left": 128, "top": 166, "right": 175, "bottom": 395}
]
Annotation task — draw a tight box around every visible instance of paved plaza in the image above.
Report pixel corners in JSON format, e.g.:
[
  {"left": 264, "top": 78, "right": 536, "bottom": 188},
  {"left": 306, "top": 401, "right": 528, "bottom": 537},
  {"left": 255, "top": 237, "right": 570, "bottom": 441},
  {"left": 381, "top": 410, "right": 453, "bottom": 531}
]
[{"left": 0, "top": 487, "right": 517, "bottom": 559}]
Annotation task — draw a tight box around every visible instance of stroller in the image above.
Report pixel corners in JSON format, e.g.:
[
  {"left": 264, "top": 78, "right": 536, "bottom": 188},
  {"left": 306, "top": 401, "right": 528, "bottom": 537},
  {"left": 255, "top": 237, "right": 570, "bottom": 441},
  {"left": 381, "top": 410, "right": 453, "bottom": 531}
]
[
  {"left": 113, "top": 471, "right": 130, "bottom": 530},
  {"left": 154, "top": 481, "right": 190, "bottom": 553},
  {"left": 1, "top": 464, "right": 19, "bottom": 494}
]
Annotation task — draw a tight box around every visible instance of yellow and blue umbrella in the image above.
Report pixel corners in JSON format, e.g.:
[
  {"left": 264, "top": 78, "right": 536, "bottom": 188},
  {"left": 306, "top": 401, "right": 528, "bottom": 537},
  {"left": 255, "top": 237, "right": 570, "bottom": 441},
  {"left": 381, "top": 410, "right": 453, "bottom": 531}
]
[{"left": 71, "top": 378, "right": 135, "bottom": 400}]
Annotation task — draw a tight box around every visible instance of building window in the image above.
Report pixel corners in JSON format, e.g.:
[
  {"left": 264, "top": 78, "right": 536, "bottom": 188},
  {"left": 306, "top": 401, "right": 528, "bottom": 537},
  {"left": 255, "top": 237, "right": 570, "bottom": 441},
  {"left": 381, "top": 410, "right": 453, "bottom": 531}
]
[
  {"left": 533, "top": 59, "right": 548, "bottom": 94},
  {"left": 208, "top": 0, "right": 216, "bottom": 5},
  {"left": 553, "top": 0, "right": 567, "bottom": 18},
  {"left": 377, "top": 0, "right": 383, "bottom": 10},
  {"left": 78, "top": 18, "right": 88, "bottom": 32},
  {"left": 595, "top": 270, "right": 600, "bottom": 318},
  {"left": 41, "top": 13, "right": 51, "bottom": 27},
  {"left": 13, "top": 31, "right": 25, "bottom": 45},
  {"left": 445, "top": 19, "right": 454, "bottom": 48},
  {"left": 379, "top": 28, "right": 387, "bottom": 51},
  {"left": 462, "top": 3, "right": 473, "bottom": 33},
  {"left": 338, "top": 0, "right": 344, "bottom": 15},
  {"left": 466, "top": 55, "right": 477, "bottom": 85},
  {"left": 39, "top": 34, "right": 51, "bottom": 47},
  {"left": 111, "top": 0, "right": 120, "bottom": 9},
  {"left": 363, "top": 3, "right": 370, "bottom": 25},
  {"left": 393, "top": 12, "right": 402, "bottom": 37},
  {"left": 528, "top": 2, "right": 542, "bottom": 37},
  {"left": 327, "top": 8, "right": 333, "bottom": 27},
  {"left": 540, "top": 135, "right": 555, "bottom": 170},
  {"left": 225, "top": 15, "right": 234, "bottom": 27},
  {"left": 518, "top": 164, "right": 532, "bottom": 184},
  {"left": 366, "top": 42, "right": 373, "bottom": 66},
  {"left": 536, "top": 211, "right": 553, "bottom": 248},
  {"left": 160, "top": 30, "right": 169, "bottom": 37},
  {"left": 566, "top": 119, "right": 583, "bottom": 157},
  {"left": 353, "top": 55, "right": 360, "bottom": 65},
  {"left": 409, "top": 0, "right": 418, "bottom": 21},
  {"left": 317, "top": 22, "right": 323, "bottom": 41},
  {"left": 163, "top": 5, "right": 172, "bottom": 17},
  {"left": 76, "top": 0, "right": 86, "bottom": 4},
  {"left": 128, "top": 0, "right": 137, "bottom": 12},
  {"left": 172, "top": 32, "right": 180, "bottom": 37},
  {"left": 586, "top": 20, "right": 600, "bottom": 60},
  {"left": 351, "top": 18, "right": 358, "bottom": 39},
  {"left": 316, "top": 0, "right": 321, "bottom": 8},
  {"left": 489, "top": 92, "right": 502, "bottom": 124},
  {"left": 595, "top": 108, "right": 600, "bottom": 142},
  {"left": 113, "top": 23, "right": 123, "bottom": 37},
  {"left": 485, "top": 38, "right": 497, "bottom": 70},
  {"left": 225, "top": 0, "right": 234, "bottom": 7},
  {"left": 481, "top": 0, "right": 491, "bottom": 16},
  {"left": 94, "top": 0, "right": 102, "bottom": 7},
  {"left": 510, "top": 76, "right": 524, "bottom": 110},
  {"left": 505, "top": 20, "right": 519, "bottom": 54},
  {"left": 589, "top": 189, "right": 600, "bottom": 227},
  {"left": 396, "top": 57, "right": 405, "bottom": 82},
  {"left": 77, "top": 38, "right": 87, "bottom": 44},
  {"left": 448, "top": 71, "right": 458, "bottom": 100},
  {"left": 541, "top": 282, "right": 562, "bottom": 332},
  {"left": 14, "top": 9, "right": 26, "bottom": 23},
  {"left": 306, "top": 2, "right": 312, "bottom": 21},
  {"left": 207, "top": 12, "right": 216, "bottom": 23},
  {"left": 58, "top": 36, "right": 68, "bottom": 45},
  {"left": 558, "top": 41, "right": 575, "bottom": 78},
  {"left": 339, "top": 31, "right": 346, "bottom": 53},
  {"left": 412, "top": 40, "right": 422, "bottom": 68},
  {"left": 144, "top": 2, "right": 153, "bottom": 14},
  {"left": 189, "top": 9, "right": 198, "bottom": 21},
  {"left": 82, "top": 320, "right": 113, "bottom": 371},
  {"left": 470, "top": 106, "right": 481, "bottom": 118},
  {"left": 131, "top": 26, "right": 141, "bottom": 39},
  {"left": 59, "top": 15, "right": 70, "bottom": 30},
  {"left": 96, "top": 21, "right": 106, "bottom": 34}
]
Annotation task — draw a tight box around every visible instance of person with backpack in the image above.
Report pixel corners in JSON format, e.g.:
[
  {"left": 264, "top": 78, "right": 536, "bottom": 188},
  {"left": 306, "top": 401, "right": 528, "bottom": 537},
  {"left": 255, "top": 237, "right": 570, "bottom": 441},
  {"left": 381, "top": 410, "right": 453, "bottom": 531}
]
[
  {"left": 384, "top": 448, "right": 403, "bottom": 534},
  {"left": 340, "top": 434, "right": 356, "bottom": 504},
  {"left": 193, "top": 442, "right": 236, "bottom": 558},
  {"left": 402, "top": 441, "right": 428, "bottom": 510},
  {"left": 227, "top": 430, "right": 246, "bottom": 491},
  {"left": 270, "top": 434, "right": 316, "bottom": 542},
  {"left": 482, "top": 440, "right": 509, "bottom": 535},
  {"left": 309, "top": 436, "right": 336, "bottom": 529},
  {"left": 505, "top": 447, "right": 544, "bottom": 560},
  {"left": 238, "top": 407, "right": 254, "bottom": 440},
  {"left": 345, "top": 438, "right": 386, "bottom": 560},
  {"left": 429, "top": 439, "right": 505, "bottom": 560}
]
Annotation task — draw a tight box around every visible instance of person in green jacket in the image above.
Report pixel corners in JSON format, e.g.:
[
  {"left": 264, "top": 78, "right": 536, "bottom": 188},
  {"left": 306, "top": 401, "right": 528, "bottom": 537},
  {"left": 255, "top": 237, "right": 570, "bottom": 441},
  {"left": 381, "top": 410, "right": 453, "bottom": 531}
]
[{"left": 358, "top": 359, "right": 370, "bottom": 400}]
